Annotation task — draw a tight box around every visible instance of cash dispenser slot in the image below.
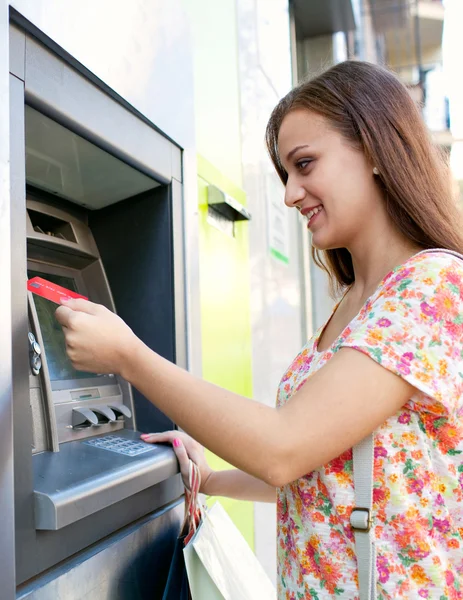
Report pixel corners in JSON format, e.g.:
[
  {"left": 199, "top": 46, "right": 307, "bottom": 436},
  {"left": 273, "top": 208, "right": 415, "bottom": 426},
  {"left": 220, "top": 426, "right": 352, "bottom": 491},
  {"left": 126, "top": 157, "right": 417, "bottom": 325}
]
[
  {"left": 108, "top": 403, "right": 132, "bottom": 419},
  {"left": 91, "top": 405, "right": 117, "bottom": 423},
  {"left": 72, "top": 407, "right": 98, "bottom": 428}
]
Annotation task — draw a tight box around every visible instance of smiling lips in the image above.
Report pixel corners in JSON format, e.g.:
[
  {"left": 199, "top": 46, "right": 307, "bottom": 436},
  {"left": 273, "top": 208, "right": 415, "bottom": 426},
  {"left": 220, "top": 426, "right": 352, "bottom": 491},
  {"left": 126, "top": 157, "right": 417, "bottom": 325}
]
[{"left": 301, "top": 204, "right": 323, "bottom": 227}]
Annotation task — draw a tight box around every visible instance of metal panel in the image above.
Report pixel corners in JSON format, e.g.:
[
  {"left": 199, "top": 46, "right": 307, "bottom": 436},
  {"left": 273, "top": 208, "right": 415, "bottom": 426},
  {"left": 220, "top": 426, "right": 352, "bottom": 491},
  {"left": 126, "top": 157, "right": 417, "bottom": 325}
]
[
  {"left": 88, "top": 186, "right": 177, "bottom": 434},
  {"left": 24, "top": 35, "right": 174, "bottom": 186},
  {"left": 1, "top": 16, "right": 15, "bottom": 600},
  {"left": 33, "top": 431, "right": 178, "bottom": 530},
  {"left": 171, "top": 145, "right": 182, "bottom": 183},
  {"left": 30, "top": 388, "right": 48, "bottom": 453},
  {"left": 25, "top": 105, "right": 161, "bottom": 210},
  {"left": 181, "top": 150, "right": 203, "bottom": 378},
  {"left": 292, "top": 0, "right": 356, "bottom": 38},
  {"left": 10, "top": 70, "right": 34, "bottom": 595},
  {"left": 27, "top": 289, "right": 59, "bottom": 451},
  {"left": 17, "top": 472, "right": 183, "bottom": 585},
  {"left": 17, "top": 501, "right": 183, "bottom": 600},
  {"left": 172, "top": 178, "right": 188, "bottom": 370},
  {"left": 9, "top": 23, "right": 25, "bottom": 80}
]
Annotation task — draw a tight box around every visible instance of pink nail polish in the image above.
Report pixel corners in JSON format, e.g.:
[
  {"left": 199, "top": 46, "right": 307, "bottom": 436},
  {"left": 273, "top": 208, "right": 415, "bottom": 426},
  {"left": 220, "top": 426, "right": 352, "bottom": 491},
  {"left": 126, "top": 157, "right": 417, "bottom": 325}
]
[{"left": 173, "top": 438, "right": 181, "bottom": 448}]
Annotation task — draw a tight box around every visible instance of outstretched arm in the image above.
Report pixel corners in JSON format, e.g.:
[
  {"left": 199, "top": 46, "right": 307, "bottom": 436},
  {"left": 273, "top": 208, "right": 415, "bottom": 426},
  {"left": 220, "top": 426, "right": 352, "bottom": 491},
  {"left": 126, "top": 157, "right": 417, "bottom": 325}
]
[{"left": 56, "top": 299, "right": 414, "bottom": 487}]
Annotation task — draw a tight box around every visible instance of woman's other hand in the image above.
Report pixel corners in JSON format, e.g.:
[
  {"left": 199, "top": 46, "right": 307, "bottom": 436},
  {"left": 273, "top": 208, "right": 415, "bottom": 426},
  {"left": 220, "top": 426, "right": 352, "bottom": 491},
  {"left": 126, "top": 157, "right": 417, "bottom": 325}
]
[
  {"left": 55, "top": 298, "right": 140, "bottom": 376},
  {"left": 141, "top": 431, "right": 214, "bottom": 494}
]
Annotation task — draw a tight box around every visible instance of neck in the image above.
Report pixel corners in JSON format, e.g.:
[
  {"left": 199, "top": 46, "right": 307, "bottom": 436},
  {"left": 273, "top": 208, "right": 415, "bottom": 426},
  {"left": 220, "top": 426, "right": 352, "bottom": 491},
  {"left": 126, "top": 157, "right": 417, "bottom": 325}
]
[{"left": 347, "top": 223, "right": 421, "bottom": 301}]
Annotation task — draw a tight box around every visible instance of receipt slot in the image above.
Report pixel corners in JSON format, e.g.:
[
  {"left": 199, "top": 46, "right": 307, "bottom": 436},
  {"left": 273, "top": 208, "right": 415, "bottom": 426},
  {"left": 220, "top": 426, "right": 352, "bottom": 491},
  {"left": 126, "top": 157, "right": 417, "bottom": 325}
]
[{"left": 11, "top": 29, "right": 187, "bottom": 597}]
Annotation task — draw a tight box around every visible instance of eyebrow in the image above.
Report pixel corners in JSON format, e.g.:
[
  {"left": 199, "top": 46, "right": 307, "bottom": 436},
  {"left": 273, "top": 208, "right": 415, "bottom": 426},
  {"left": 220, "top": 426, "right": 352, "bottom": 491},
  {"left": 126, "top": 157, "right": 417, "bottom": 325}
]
[{"left": 286, "top": 144, "right": 310, "bottom": 162}]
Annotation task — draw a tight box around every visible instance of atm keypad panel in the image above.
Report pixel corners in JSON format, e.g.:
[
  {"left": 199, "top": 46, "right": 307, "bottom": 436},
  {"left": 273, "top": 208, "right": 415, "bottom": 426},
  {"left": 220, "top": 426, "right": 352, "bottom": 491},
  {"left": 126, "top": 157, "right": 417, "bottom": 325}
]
[{"left": 84, "top": 436, "right": 154, "bottom": 456}]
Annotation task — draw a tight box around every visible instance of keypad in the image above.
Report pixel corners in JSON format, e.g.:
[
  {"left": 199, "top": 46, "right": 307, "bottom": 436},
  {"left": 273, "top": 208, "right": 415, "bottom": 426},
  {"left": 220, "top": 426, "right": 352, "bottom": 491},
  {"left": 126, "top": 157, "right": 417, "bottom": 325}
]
[{"left": 84, "top": 435, "right": 154, "bottom": 456}]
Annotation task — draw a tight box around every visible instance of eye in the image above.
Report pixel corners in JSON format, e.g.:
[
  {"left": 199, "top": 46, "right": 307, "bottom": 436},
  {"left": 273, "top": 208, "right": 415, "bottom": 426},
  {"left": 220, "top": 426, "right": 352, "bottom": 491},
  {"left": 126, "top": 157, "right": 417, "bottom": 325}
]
[{"left": 296, "top": 159, "right": 313, "bottom": 171}]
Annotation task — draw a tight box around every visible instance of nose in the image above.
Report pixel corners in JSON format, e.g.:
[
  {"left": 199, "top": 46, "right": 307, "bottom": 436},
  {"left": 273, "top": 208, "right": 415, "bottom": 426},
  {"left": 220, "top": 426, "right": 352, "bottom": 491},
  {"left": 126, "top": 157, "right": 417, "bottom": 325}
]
[{"left": 284, "top": 177, "right": 306, "bottom": 209}]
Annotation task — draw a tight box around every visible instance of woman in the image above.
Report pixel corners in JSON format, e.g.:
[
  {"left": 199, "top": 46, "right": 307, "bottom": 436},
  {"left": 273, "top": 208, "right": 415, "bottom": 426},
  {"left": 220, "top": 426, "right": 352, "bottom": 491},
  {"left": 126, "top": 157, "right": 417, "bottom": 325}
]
[{"left": 56, "top": 61, "right": 463, "bottom": 599}]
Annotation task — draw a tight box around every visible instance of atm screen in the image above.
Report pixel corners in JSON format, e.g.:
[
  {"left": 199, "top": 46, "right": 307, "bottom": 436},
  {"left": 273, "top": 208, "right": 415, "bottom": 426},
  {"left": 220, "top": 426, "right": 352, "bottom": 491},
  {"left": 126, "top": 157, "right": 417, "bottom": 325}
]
[{"left": 28, "top": 269, "right": 101, "bottom": 382}]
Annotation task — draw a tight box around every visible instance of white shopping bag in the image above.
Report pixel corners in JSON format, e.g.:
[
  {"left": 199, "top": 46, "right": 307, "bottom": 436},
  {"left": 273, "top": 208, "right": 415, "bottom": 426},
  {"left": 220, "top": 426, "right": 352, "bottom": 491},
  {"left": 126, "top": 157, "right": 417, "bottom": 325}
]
[{"left": 183, "top": 501, "right": 276, "bottom": 600}]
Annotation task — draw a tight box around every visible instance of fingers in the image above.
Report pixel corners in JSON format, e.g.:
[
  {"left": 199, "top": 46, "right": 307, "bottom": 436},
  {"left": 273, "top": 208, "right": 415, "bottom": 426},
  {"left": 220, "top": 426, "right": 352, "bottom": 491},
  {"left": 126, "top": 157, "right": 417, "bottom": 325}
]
[
  {"left": 141, "top": 432, "right": 191, "bottom": 486},
  {"left": 55, "top": 305, "right": 75, "bottom": 328},
  {"left": 140, "top": 431, "right": 178, "bottom": 444},
  {"left": 172, "top": 438, "right": 191, "bottom": 483},
  {"left": 59, "top": 297, "right": 103, "bottom": 315},
  {"left": 55, "top": 299, "right": 105, "bottom": 328}
]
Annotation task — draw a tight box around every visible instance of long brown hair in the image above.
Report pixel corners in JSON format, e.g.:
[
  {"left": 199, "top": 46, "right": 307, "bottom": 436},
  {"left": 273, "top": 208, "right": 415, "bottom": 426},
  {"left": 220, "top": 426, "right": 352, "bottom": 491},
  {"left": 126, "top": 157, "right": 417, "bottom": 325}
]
[{"left": 266, "top": 60, "right": 463, "bottom": 293}]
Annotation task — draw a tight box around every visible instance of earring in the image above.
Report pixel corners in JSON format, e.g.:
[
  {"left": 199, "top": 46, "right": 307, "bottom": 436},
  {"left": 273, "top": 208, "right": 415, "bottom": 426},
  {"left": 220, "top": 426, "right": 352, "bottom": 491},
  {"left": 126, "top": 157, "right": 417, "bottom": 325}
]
[{"left": 373, "top": 167, "right": 379, "bottom": 175}]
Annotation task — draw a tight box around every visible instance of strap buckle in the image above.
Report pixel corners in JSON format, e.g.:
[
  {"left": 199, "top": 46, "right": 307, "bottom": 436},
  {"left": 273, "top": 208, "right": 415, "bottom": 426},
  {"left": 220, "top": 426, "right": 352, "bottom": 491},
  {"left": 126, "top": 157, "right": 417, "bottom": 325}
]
[{"left": 350, "top": 507, "right": 372, "bottom": 533}]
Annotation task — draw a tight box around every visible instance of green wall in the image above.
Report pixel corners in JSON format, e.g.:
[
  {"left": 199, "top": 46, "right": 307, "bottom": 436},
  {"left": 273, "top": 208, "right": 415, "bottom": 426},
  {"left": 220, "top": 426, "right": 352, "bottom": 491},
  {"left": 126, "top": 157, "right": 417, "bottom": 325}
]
[
  {"left": 181, "top": 0, "right": 243, "bottom": 185},
  {"left": 197, "top": 155, "right": 254, "bottom": 549},
  {"left": 179, "top": 0, "right": 255, "bottom": 549}
]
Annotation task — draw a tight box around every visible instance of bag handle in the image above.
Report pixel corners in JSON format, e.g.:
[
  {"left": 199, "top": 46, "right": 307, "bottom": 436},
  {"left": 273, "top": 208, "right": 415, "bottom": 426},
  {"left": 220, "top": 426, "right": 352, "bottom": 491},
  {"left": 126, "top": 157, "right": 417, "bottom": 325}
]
[
  {"left": 352, "top": 435, "right": 376, "bottom": 600},
  {"left": 183, "top": 460, "right": 205, "bottom": 545},
  {"left": 352, "top": 247, "right": 463, "bottom": 600}
]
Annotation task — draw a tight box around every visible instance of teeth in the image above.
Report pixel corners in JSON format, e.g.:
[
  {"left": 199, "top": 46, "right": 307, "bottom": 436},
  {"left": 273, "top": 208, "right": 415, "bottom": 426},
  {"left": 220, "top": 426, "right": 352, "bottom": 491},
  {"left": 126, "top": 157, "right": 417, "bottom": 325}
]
[{"left": 307, "top": 206, "right": 322, "bottom": 220}]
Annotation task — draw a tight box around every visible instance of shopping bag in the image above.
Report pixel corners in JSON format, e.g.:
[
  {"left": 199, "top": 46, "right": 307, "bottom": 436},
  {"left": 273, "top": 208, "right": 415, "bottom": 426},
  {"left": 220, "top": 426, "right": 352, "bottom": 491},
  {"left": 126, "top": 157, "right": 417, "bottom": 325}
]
[
  {"left": 183, "top": 462, "right": 276, "bottom": 600},
  {"left": 161, "top": 463, "right": 202, "bottom": 600},
  {"left": 161, "top": 525, "right": 191, "bottom": 600}
]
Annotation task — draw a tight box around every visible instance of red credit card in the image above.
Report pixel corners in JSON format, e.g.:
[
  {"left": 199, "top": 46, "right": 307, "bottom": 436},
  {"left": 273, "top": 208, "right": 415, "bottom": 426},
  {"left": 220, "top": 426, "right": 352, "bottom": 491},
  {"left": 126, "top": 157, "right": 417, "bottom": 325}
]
[{"left": 27, "top": 276, "right": 88, "bottom": 304}]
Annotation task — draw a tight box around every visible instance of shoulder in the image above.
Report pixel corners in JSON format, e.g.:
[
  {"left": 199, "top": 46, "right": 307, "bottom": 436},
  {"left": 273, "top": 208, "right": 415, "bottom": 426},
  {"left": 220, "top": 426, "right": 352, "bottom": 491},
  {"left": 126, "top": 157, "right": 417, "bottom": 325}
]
[
  {"left": 385, "top": 250, "right": 463, "bottom": 295},
  {"left": 369, "top": 250, "right": 463, "bottom": 340},
  {"left": 410, "top": 249, "right": 463, "bottom": 273}
]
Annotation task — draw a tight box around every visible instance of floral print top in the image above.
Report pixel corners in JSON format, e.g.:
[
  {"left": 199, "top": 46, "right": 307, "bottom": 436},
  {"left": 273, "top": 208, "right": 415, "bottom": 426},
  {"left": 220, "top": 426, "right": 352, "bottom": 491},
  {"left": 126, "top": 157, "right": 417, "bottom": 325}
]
[{"left": 276, "top": 251, "right": 463, "bottom": 599}]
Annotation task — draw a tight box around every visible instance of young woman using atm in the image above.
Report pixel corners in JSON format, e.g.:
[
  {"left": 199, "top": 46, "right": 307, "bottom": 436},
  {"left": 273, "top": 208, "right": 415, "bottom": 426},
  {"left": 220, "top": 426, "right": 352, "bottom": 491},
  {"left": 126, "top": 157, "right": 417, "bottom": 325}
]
[{"left": 56, "top": 61, "right": 463, "bottom": 599}]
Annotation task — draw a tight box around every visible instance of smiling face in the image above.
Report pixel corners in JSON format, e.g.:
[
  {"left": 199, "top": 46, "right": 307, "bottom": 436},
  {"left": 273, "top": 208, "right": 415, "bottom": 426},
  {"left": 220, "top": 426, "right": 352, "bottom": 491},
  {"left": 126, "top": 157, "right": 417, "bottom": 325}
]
[{"left": 278, "top": 109, "right": 384, "bottom": 251}]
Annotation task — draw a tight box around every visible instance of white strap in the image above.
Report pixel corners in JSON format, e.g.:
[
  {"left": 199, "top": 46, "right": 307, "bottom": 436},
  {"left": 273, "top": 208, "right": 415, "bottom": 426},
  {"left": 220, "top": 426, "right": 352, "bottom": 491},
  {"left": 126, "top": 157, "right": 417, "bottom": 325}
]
[
  {"left": 414, "top": 248, "right": 463, "bottom": 261},
  {"left": 351, "top": 247, "right": 463, "bottom": 600},
  {"left": 352, "top": 435, "right": 376, "bottom": 600}
]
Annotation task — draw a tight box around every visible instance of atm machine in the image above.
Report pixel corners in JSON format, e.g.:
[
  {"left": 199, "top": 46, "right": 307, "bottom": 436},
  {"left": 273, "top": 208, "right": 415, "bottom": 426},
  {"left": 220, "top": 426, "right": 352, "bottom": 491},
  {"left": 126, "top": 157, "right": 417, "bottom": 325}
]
[{"left": 10, "top": 21, "right": 187, "bottom": 600}]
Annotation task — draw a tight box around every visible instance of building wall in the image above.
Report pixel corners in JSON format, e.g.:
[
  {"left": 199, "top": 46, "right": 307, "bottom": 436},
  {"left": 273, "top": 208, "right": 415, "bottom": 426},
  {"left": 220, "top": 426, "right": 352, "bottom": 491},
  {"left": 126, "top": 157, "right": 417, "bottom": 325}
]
[
  {"left": 11, "top": 0, "right": 195, "bottom": 148},
  {"left": 297, "top": 35, "right": 335, "bottom": 81},
  {"left": 196, "top": 155, "right": 254, "bottom": 548},
  {"left": 180, "top": 0, "right": 256, "bottom": 551},
  {"left": 181, "top": 0, "right": 243, "bottom": 185},
  {"left": 353, "top": 0, "right": 379, "bottom": 63},
  {"left": 236, "top": 0, "right": 310, "bottom": 580}
]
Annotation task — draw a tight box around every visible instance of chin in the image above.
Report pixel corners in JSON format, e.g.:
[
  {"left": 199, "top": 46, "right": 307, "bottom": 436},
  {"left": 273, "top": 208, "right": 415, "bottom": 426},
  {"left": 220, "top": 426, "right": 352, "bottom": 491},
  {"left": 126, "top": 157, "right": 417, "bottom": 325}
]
[
  {"left": 311, "top": 234, "right": 336, "bottom": 251},
  {"left": 311, "top": 227, "right": 346, "bottom": 252}
]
